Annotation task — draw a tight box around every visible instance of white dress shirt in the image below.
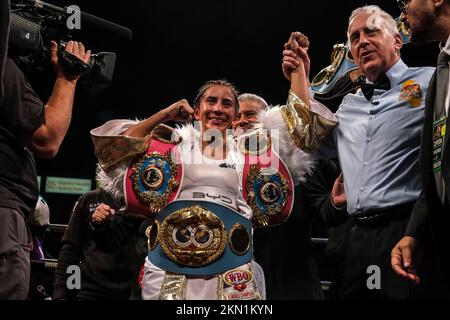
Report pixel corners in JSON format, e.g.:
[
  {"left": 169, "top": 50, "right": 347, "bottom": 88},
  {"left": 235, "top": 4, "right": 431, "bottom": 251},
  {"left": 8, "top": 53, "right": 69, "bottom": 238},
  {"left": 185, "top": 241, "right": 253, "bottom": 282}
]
[{"left": 440, "top": 35, "right": 450, "bottom": 116}]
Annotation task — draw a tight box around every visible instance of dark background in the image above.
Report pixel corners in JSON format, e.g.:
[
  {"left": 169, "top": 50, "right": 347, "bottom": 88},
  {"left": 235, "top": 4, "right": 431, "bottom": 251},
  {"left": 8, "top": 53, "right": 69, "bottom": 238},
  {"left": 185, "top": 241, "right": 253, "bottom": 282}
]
[{"left": 23, "top": 0, "right": 439, "bottom": 223}]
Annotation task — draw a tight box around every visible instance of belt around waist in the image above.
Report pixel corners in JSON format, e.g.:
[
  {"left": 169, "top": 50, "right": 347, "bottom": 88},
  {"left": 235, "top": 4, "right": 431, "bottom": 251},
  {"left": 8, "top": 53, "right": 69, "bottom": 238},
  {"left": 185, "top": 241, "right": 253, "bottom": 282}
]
[
  {"left": 147, "top": 200, "right": 253, "bottom": 276},
  {"left": 352, "top": 201, "right": 415, "bottom": 225}
]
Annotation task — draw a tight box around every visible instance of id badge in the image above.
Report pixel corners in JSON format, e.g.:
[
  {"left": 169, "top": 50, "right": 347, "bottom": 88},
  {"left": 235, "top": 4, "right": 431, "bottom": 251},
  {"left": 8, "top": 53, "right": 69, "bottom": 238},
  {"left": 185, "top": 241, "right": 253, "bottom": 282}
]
[{"left": 432, "top": 117, "right": 446, "bottom": 173}]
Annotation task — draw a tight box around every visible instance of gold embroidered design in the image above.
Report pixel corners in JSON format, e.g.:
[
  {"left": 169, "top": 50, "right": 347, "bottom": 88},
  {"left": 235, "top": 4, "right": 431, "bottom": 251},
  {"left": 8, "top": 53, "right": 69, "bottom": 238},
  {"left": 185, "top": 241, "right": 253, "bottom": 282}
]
[
  {"left": 281, "top": 91, "right": 337, "bottom": 153},
  {"left": 146, "top": 221, "right": 160, "bottom": 251},
  {"left": 92, "top": 135, "right": 149, "bottom": 171},
  {"left": 159, "top": 272, "right": 187, "bottom": 300},
  {"left": 151, "top": 124, "right": 182, "bottom": 144},
  {"left": 158, "top": 206, "right": 228, "bottom": 266}
]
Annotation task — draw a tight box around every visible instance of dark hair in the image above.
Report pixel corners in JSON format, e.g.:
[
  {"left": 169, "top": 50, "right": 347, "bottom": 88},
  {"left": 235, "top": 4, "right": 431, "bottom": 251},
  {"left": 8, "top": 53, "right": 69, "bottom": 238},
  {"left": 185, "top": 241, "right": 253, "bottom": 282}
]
[{"left": 193, "top": 79, "right": 239, "bottom": 111}]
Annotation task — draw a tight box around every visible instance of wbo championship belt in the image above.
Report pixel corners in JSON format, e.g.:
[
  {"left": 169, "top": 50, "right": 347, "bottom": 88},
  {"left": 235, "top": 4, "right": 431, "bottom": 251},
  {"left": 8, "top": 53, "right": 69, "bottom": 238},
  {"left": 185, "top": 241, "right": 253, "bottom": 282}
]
[
  {"left": 125, "top": 124, "right": 183, "bottom": 216},
  {"left": 240, "top": 130, "right": 294, "bottom": 227},
  {"left": 147, "top": 200, "right": 253, "bottom": 276}
]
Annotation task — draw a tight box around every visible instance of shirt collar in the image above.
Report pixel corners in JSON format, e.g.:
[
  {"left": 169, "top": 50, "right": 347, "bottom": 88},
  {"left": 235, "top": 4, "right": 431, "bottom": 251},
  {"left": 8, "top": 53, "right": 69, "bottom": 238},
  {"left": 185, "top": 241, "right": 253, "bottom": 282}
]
[
  {"left": 384, "top": 58, "right": 408, "bottom": 87},
  {"left": 439, "top": 35, "right": 450, "bottom": 56},
  {"left": 364, "top": 59, "right": 407, "bottom": 86}
]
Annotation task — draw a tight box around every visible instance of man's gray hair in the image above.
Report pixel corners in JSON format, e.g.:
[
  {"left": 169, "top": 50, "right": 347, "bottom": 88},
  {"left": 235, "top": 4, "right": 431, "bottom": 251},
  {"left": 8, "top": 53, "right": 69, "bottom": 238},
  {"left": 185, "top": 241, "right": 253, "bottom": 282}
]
[
  {"left": 238, "top": 93, "right": 269, "bottom": 110},
  {"left": 347, "top": 5, "right": 399, "bottom": 45}
]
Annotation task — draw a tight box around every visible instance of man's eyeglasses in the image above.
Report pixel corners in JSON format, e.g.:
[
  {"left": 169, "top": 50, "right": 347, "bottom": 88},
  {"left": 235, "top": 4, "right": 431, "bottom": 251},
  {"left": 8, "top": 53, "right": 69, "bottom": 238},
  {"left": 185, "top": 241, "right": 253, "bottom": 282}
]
[{"left": 397, "top": 0, "right": 410, "bottom": 14}]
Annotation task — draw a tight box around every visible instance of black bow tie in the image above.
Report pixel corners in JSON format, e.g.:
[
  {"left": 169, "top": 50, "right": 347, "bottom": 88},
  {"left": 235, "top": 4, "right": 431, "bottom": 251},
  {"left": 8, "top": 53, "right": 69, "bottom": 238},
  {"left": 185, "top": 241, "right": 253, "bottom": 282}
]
[{"left": 360, "top": 74, "right": 391, "bottom": 100}]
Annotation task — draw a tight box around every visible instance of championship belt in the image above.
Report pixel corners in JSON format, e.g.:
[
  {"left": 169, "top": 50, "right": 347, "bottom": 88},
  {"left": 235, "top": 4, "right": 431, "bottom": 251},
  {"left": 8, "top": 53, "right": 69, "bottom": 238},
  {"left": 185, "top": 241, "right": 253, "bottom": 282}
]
[
  {"left": 147, "top": 200, "right": 253, "bottom": 276},
  {"left": 311, "top": 43, "right": 359, "bottom": 97},
  {"left": 125, "top": 124, "right": 183, "bottom": 216},
  {"left": 240, "top": 131, "right": 294, "bottom": 227}
]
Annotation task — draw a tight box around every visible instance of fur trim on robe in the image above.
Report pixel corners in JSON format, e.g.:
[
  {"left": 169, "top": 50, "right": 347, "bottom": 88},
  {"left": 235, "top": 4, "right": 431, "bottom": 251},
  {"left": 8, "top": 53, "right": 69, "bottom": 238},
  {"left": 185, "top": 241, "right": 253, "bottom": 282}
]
[{"left": 257, "top": 106, "right": 316, "bottom": 185}]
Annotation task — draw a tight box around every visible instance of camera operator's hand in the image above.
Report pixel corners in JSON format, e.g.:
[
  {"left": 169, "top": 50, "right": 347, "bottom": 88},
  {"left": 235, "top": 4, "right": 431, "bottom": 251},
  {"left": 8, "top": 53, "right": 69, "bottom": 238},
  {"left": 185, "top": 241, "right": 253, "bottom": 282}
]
[
  {"left": 51, "top": 40, "right": 91, "bottom": 82},
  {"left": 25, "top": 41, "right": 92, "bottom": 158}
]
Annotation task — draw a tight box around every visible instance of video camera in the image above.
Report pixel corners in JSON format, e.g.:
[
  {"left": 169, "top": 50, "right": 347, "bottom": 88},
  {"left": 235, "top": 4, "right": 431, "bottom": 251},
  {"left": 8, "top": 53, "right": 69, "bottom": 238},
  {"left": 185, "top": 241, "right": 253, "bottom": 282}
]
[{"left": 8, "top": 0, "right": 132, "bottom": 93}]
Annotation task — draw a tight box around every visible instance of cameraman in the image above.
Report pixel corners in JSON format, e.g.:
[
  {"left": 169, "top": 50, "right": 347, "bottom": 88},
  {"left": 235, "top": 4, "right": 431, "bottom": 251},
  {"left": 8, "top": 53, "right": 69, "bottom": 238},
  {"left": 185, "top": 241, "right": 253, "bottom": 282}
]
[{"left": 0, "top": 0, "right": 91, "bottom": 299}]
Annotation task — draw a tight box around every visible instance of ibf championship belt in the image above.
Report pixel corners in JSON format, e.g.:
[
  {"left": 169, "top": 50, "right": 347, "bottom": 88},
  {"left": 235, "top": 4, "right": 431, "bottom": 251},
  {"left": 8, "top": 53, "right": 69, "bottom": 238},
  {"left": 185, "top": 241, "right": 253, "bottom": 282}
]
[
  {"left": 147, "top": 200, "right": 253, "bottom": 276},
  {"left": 125, "top": 124, "right": 183, "bottom": 216},
  {"left": 240, "top": 131, "right": 294, "bottom": 227}
]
